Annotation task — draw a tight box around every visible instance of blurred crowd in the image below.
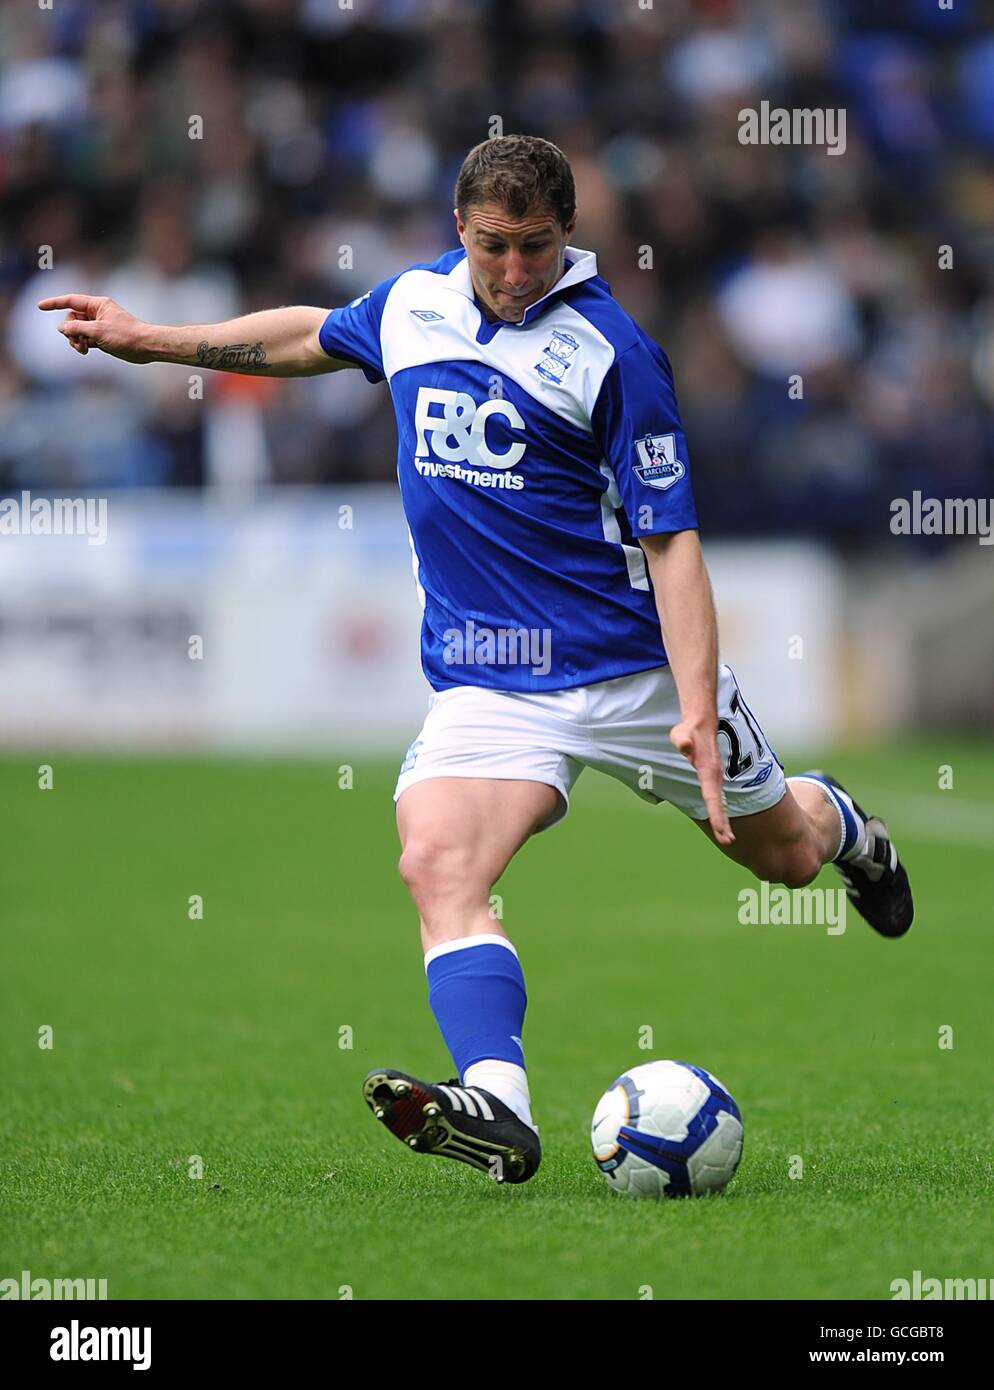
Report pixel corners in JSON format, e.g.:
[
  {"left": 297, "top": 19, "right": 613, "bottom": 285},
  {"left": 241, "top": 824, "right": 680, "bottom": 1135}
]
[{"left": 1, "top": 0, "right": 993, "bottom": 540}]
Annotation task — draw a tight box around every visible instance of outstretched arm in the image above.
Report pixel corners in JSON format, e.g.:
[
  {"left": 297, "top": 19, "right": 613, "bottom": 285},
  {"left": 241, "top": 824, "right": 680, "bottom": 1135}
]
[
  {"left": 36, "top": 295, "right": 354, "bottom": 377},
  {"left": 639, "top": 527, "right": 734, "bottom": 847}
]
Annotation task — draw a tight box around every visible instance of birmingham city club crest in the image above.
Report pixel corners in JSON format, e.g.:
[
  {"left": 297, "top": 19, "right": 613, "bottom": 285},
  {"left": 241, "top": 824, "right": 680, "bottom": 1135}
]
[
  {"left": 633, "top": 433, "right": 686, "bottom": 490},
  {"left": 535, "top": 330, "right": 580, "bottom": 383}
]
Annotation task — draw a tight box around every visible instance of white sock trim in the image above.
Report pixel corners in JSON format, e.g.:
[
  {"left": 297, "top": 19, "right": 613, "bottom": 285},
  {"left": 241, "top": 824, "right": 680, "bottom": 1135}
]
[
  {"left": 423, "top": 932, "right": 518, "bottom": 971},
  {"left": 464, "top": 1059, "right": 529, "bottom": 1086},
  {"left": 464, "top": 1060, "right": 535, "bottom": 1131}
]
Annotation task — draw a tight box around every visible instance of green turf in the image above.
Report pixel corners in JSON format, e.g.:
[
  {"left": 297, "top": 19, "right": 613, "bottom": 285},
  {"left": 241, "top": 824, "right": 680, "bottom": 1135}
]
[{"left": 2, "top": 741, "right": 992, "bottom": 1300}]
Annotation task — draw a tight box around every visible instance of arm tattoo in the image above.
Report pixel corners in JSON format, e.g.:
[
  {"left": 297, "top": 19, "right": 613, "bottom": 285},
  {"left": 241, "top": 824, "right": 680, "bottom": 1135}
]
[{"left": 195, "top": 340, "right": 270, "bottom": 370}]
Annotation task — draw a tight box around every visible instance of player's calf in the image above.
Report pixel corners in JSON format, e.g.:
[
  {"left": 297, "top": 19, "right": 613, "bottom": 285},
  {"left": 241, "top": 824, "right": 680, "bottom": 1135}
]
[
  {"left": 389, "top": 777, "right": 545, "bottom": 1139},
  {"left": 699, "top": 774, "right": 914, "bottom": 936},
  {"left": 791, "top": 771, "right": 914, "bottom": 937},
  {"left": 696, "top": 791, "right": 826, "bottom": 888}
]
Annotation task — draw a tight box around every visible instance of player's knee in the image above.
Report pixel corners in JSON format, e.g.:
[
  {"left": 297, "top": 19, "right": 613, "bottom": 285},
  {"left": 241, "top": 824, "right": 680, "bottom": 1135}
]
[
  {"left": 741, "top": 832, "right": 822, "bottom": 889},
  {"left": 765, "top": 841, "right": 822, "bottom": 889},
  {"left": 397, "top": 837, "right": 487, "bottom": 910}
]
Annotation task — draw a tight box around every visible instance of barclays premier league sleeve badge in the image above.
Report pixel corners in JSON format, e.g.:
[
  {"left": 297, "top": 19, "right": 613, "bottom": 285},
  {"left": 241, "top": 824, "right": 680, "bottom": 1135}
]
[{"left": 633, "top": 433, "right": 686, "bottom": 490}]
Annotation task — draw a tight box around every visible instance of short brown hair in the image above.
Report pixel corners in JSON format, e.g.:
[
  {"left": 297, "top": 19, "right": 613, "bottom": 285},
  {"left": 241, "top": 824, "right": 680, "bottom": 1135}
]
[{"left": 455, "top": 135, "right": 576, "bottom": 231}]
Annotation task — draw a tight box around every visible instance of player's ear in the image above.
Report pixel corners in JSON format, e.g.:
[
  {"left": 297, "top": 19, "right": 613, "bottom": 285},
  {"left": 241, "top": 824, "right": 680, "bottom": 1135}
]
[{"left": 454, "top": 207, "right": 466, "bottom": 245}]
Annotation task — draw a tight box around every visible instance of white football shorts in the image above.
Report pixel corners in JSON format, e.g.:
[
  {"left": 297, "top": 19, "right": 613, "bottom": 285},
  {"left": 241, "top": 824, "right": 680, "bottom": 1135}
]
[{"left": 393, "top": 662, "right": 786, "bottom": 831}]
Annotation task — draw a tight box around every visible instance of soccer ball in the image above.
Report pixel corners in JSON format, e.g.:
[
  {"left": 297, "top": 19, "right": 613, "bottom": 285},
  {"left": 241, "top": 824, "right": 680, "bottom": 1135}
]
[{"left": 591, "top": 1060, "right": 743, "bottom": 1199}]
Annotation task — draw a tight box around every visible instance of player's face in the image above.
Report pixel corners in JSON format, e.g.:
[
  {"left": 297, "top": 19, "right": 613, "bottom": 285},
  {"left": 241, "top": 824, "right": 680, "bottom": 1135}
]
[{"left": 456, "top": 202, "right": 577, "bottom": 323}]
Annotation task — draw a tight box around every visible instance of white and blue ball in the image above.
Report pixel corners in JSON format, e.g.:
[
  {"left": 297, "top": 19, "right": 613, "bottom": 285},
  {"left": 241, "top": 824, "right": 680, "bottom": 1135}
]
[{"left": 591, "top": 1060, "right": 743, "bottom": 1198}]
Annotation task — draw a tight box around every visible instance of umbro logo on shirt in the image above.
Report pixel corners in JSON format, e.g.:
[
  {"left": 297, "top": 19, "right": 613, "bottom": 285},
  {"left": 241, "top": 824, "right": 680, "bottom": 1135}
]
[{"left": 410, "top": 309, "right": 444, "bottom": 321}]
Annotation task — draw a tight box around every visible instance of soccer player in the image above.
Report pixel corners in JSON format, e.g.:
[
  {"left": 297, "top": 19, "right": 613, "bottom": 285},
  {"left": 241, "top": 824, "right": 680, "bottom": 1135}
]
[{"left": 39, "top": 134, "right": 913, "bottom": 1187}]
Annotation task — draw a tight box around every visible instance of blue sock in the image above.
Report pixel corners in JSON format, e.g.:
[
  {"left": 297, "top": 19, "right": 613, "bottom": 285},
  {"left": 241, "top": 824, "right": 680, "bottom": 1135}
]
[
  {"left": 788, "top": 774, "right": 864, "bottom": 861},
  {"left": 425, "top": 935, "right": 527, "bottom": 1078}
]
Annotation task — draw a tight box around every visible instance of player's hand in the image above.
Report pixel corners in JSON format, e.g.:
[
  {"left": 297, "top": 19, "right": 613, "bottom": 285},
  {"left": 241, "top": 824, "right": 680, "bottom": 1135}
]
[
  {"left": 670, "top": 718, "right": 735, "bottom": 847},
  {"left": 36, "top": 294, "right": 154, "bottom": 363}
]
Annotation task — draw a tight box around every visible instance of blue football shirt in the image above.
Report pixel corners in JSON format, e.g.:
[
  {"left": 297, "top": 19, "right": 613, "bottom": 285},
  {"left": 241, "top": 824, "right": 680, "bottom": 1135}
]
[{"left": 319, "top": 246, "right": 697, "bottom": 692}]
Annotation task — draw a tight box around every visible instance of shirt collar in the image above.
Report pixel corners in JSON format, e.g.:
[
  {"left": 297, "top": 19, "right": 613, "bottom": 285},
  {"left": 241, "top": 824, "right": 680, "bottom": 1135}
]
[{"left": 445, "top": 245, "right": 598, "bottom": 328}]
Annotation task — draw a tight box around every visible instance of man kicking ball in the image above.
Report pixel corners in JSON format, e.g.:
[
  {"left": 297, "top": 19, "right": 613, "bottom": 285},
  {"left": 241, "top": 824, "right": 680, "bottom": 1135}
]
[{"left": 40, "top": 134, "right": 913, "bottom": 1187}]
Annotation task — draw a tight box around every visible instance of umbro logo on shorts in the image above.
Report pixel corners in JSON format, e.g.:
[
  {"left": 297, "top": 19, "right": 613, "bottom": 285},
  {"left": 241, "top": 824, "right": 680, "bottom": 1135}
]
[{"left": 400, "top": 739, "right": 422, "bottom": 774}]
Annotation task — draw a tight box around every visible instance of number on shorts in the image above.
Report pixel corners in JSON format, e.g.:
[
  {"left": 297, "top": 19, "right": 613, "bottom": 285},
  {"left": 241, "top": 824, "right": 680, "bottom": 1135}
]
[{"left": 718, "top": 689, "right": 765, "bottom": 779}]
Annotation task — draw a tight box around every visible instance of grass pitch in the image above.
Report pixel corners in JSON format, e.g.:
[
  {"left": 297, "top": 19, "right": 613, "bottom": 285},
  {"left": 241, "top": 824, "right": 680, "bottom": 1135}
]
[{"left": 2, "top": 742, "right": 992, "bottom": 1300}]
